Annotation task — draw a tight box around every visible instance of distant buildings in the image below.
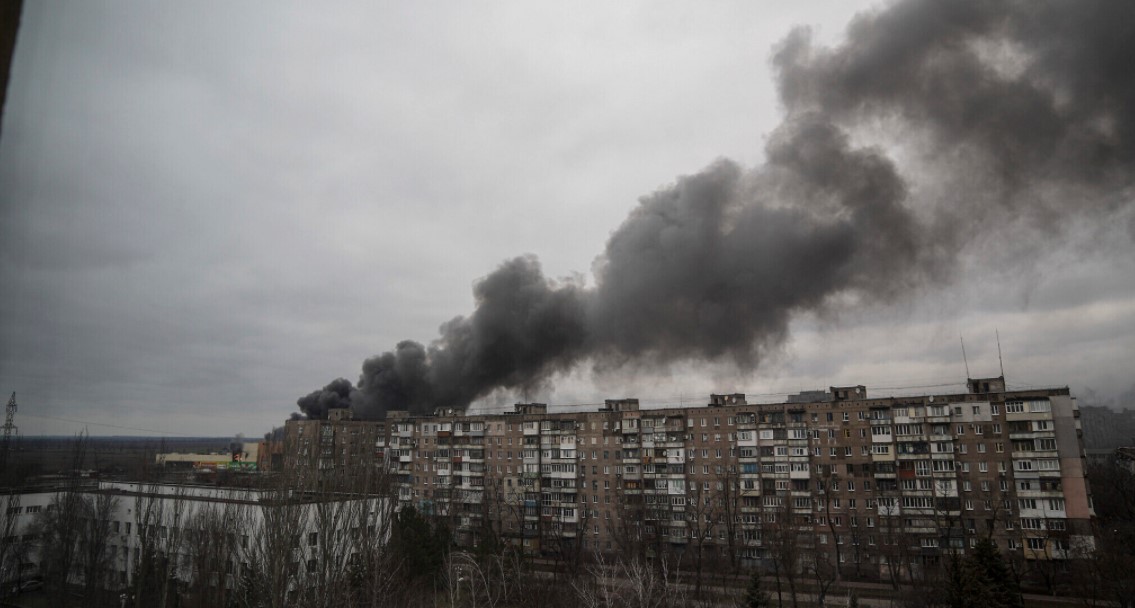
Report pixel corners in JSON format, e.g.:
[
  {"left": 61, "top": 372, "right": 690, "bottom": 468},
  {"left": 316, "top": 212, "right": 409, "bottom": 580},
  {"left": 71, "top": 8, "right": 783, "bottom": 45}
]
[
  {"left": 283, "top": 376, "right": 1095, "bottom": 577},
  {"left": 155, "top": 442, "right": 260, "bottom": 471}
]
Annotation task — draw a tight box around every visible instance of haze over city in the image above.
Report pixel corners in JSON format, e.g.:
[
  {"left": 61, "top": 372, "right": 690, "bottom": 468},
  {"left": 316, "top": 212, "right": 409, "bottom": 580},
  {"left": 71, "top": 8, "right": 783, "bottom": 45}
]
[{"left": 2, "top": 2, "right": 1133, "bottom": 437}]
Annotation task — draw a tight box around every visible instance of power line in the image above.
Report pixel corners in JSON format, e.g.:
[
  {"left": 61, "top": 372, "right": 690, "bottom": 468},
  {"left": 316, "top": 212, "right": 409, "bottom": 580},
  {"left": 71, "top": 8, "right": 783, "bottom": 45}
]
[{"left": 18, "top": 412, "right": 195, "bottom": 437}]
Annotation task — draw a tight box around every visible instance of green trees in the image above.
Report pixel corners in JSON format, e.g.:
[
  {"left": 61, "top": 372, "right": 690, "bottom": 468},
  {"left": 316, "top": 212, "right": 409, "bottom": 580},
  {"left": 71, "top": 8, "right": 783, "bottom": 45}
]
[
  {"left": 1076, "top": 459, "right": 1135, "bottom": 608},
  {"left": 388, "top": 506, "right": 451, "bottom": 584},
  {"left": 742, "top": 571, "right": 770, "bottom": 608},
  {"left": 939, "top": 539, "right": 1022, "bottom": 608}
]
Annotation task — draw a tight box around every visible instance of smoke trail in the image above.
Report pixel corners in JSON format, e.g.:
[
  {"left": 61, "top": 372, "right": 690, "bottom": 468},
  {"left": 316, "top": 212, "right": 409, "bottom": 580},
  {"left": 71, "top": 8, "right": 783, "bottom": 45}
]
[{"left": 298, "top": 0, "right": 1135, "bottom": 420}]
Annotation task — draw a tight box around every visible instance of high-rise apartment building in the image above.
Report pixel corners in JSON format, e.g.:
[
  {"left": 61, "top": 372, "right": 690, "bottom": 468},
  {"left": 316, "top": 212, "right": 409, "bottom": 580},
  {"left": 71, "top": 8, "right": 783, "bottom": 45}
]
[{"left": 282, "top": 377, "right": 1094, "bottom": 576}]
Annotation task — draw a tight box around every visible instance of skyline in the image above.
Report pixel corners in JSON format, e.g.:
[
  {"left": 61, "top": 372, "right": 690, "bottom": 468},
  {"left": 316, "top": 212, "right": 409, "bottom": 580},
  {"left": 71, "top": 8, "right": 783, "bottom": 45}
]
[{"left": 2, "top": 2, "right": 1133, "bottom": 437}]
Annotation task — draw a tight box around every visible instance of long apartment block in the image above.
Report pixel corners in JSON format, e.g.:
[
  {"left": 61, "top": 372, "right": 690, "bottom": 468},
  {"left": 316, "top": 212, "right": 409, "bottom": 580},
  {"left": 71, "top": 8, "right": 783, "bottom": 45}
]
[{"left": 281, "top": 376, "right": 1094, "bottom": 575}]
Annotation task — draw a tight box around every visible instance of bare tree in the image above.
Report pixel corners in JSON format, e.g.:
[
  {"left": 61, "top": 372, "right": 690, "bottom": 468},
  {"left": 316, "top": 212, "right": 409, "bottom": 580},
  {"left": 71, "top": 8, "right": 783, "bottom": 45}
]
[
  {"left": 572, "top": 550, "right": 688, "bottom": 608},
  {"left": 235, "top": 486, "right": 308, "bottom": 608},
  {"left": 183, "top": 499, "right": 243, "bottom": 608},
  {"left": 443, "top": 550, "right": 523, "bottom": 608},
  {"left": 815, "top": 465, "right": 844, "bottom": 583},
  {"left": 764, "top": 493, "right": 801, "bottom": 608},
  {"left": 32, "top": 432, "right": 94, "bottom": 604},
  {"left": 0, "top": 493, "right": 28, "bottom": 600},
  {"left": 130, "top": 482, "right": 190, "bottom": 608},
  {"left": 685, "top": 477, "right": 721, "bottom": 599},
  {"left": 78, "top": 490, "right": 120, "bottom": 605},
  {"left": 716, "top": 466, "right": 743, "bottom": 573}
]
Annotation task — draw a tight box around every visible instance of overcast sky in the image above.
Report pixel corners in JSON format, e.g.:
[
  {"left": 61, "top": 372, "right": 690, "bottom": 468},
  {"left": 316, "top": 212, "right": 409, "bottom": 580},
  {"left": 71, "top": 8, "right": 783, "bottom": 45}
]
[{"left": 2, "top": 2, "right": 1133, "bottom": 437}]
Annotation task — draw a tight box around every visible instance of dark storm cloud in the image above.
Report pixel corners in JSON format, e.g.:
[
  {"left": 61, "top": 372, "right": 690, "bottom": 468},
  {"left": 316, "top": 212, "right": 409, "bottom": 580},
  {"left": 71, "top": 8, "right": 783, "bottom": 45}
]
[{"left": 308, "top": 0, "right": 1135, "bottom": 419}]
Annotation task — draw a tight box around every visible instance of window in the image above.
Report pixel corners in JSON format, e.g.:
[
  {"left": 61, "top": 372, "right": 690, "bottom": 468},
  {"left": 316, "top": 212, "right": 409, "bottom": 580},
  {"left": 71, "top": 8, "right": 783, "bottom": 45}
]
[{"left": 1027, "top": 538, "right": 1046, "bottom": 550}]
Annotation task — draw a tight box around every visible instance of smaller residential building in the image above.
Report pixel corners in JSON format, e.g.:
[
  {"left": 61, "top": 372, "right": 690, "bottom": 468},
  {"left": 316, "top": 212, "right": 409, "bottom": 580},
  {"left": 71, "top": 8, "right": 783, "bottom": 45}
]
[{"left": 1, "top": 481, "right": 388, "bottom": 597}]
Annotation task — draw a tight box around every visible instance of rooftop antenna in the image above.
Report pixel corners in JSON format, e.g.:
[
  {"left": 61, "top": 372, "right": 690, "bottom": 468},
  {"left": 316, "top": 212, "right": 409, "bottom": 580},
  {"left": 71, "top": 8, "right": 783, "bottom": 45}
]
[
  {"left": 960, "top": 335, "right": 971, "bottom": 379},
  {"left": 996, "top": 329, "right": 1005, "bottom": 378}
]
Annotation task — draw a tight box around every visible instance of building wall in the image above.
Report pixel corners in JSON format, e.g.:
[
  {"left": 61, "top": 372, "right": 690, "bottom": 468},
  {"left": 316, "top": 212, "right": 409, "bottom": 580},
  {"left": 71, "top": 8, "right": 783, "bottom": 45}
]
[{"left": 285, "top": 380, "right": 1095, "bottom": 572}]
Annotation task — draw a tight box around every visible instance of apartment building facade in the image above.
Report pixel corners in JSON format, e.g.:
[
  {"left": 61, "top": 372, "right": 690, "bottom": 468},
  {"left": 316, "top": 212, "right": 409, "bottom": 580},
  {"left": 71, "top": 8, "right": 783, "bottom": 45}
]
[{"left": 282, "top": 377, "right": 1094, "bottom": 576}]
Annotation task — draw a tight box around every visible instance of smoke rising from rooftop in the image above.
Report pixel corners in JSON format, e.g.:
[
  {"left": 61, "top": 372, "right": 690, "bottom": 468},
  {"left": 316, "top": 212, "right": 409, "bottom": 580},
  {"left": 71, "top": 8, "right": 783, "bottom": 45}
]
[{"left": 298, "top": 0, "right": 1135, "bottom": 420}]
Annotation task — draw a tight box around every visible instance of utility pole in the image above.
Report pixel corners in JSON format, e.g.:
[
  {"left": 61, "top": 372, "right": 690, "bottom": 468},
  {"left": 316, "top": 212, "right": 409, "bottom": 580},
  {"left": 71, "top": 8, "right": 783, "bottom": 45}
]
[{"left": 0, "top": 392, "right": 16, "bottom": 473}]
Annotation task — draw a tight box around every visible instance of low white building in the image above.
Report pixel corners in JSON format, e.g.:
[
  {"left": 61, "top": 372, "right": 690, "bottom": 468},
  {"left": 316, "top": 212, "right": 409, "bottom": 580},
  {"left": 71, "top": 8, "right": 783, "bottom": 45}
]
[{"left": 1, "top": 481, "right": 389, "bottom": 600}]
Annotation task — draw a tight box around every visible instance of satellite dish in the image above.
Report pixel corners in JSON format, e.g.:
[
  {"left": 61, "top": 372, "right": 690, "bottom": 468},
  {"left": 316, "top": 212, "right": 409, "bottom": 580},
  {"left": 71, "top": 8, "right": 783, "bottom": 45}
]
[{"left": 928, "top": 396, "right": 935, "bottom": 403}]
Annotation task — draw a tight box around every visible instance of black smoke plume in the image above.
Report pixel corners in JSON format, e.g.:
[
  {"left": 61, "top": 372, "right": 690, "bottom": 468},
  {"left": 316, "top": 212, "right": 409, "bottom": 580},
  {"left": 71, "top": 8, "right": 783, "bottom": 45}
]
[
  {"left": 296, "top": 377, "right": 356, "bottom": 419},
  {"left": 299, "top": 0, "right": 1135, "bottom": 420}
]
